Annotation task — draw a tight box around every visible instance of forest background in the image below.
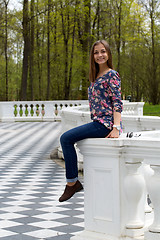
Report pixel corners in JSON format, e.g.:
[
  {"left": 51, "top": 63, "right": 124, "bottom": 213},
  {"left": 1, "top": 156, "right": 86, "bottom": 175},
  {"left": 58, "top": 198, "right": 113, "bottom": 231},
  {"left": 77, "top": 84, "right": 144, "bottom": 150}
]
[{"left": 0, "top": 0, "right": 160, "bottom": 104}]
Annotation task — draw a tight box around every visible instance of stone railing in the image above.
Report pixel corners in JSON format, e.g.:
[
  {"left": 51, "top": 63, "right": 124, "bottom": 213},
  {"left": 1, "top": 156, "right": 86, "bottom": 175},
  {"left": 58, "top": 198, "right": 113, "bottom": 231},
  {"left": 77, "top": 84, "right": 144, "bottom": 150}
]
[
  {"left": 71, "top": 130, "right": 160, "bottom": 240},
  {"left": 0, "top": 100, "right": 88, "bottom": 122},
  {"left": 122, "top": 101, "right": 144, "bottom": 116},
  {"left": 60, "top": 103, "right": 160, "bottom": 134},
  {"left": 0, "top": 100, "right": 144, "bottom": 122},
  {"left": 122, "top": 115, "right": 160, "bottom": 132}
]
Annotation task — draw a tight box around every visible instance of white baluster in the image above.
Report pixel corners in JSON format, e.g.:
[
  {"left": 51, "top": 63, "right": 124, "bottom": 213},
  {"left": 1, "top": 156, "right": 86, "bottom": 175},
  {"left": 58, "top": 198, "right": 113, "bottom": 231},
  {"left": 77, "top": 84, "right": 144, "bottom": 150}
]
[
  {"left": 32, "top": 104, "right": 36, "bottom": 117},
  {"left": 13, "top": 105, "right": 17, "bottom": 117},
  {"left": 28, "top": 105, "right": 31, "bottom": 117},
  {"left": 39, "top": 105, "right": 42, "bottom": 117},
  {"left": 144, "top": 164, "right": 154, "bottom": 213},
  {"left": 17, "top": 105, "right": 20, "bottom": 117},
  {"left": 124, "top": 161, "right": 145, "bottom": 229},
  {"left": 22, "top": 105, "right": 26, "bottom": 117},
  {"left": 147, "top": 165, "right": 160, "bottom": 233},
  {"left": 139, "top": 163, "right": 153, "bottom": 213}
]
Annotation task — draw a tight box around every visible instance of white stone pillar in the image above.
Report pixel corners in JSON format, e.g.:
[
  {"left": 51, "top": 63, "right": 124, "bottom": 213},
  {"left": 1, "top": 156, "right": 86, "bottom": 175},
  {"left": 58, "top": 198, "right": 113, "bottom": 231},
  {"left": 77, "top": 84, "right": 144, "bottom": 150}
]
[
  {"left": 42, "top": 101, "right": 55, "bottom": 121},
  {"left": 0, "top": 102, "right": 15, "bottom": 122}
]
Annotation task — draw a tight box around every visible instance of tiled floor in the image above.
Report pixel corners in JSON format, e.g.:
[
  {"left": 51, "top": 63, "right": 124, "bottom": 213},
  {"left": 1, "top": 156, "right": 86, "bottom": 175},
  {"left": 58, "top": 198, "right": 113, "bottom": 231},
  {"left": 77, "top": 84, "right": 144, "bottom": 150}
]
[{"left": 0, "top": 122, "right": 84, "bottom": 239}]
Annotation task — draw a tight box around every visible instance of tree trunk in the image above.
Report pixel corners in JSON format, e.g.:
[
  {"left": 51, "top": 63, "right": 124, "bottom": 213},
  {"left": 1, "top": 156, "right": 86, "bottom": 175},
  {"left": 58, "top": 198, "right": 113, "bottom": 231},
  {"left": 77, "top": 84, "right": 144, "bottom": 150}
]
[
  {"left": 150, "top": 0, "right": 158, "bottom": 104},
  {"left": 92, "top": 0, "right": 100, "bottom": 42},
  {"left": 46, "top": 0, "right": 51, "bottom": 100},
  {"left": 29, "top": 0, "right": 34, "bottom": 100},
  {"left": 68, "top": 1, "right": 77, "bottom": 98},
  {"left": 60, "top": 0, "right": 69, "bottom": 100},
  {"left": 4, "top": 0, "right": 9, "bottom": 101},
  {"left": 78, "top": 0, "right": 91, "bottom": 99},
  {"left": 36, "top": 0, "right": 42, "bottom": 100},
  {"left": 21, "top": 0, "right": 29, "bottom": 100},
  {"left": 117, "top": 0, "right": 122, "bottom": 73}
]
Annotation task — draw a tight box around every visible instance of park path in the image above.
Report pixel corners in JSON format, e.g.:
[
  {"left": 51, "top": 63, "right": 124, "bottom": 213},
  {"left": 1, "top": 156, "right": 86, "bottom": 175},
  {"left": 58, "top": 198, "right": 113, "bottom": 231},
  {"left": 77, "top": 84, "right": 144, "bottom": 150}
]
[{"left": 0, "top": 122, "right": 84, "bottom": 240}]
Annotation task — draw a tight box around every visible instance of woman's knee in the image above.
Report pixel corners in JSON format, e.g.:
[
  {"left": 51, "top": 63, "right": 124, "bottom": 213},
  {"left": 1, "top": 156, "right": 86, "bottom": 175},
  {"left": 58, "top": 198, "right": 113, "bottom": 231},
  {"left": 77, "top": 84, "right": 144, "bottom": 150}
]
[{"left": 60, "top": 131, "right": 71, "bottom": 146}]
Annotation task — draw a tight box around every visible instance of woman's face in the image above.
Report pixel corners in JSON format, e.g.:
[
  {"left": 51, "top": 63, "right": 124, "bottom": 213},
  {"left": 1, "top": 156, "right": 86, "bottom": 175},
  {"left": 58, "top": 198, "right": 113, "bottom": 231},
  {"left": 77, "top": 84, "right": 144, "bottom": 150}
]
[{"left": 93, "top": 43, "right": 108, "bottom": 66}]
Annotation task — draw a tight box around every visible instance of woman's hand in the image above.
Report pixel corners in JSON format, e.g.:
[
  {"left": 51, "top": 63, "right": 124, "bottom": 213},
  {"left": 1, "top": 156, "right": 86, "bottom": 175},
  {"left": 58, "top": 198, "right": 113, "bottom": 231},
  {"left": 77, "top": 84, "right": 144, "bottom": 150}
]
[{"left": 106, "top": 128, "right": 119, "bottom": 138}]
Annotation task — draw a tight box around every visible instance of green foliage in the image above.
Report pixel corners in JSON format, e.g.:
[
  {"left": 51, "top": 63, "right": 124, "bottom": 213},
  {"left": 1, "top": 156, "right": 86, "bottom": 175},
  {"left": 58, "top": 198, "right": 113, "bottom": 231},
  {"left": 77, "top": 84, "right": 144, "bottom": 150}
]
[
  {"left": 0, "top": 0, "right": 159, "bottom": 102},
  {"left": 143, "top": 103, "right": 160, "bottom": 117}
]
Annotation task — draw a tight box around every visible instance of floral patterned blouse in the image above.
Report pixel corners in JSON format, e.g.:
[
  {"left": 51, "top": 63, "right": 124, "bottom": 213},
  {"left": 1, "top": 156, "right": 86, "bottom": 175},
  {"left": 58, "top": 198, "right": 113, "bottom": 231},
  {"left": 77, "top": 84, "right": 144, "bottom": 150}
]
[{"left": 88, "top": 69, "right": 123, "bottom": 130}]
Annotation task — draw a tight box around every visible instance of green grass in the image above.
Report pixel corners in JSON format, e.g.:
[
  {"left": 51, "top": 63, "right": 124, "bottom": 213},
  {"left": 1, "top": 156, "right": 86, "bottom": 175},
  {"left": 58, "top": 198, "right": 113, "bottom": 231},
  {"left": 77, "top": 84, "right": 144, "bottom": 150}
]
[{"left": 143, "top": 103, "right": 160, "bottom": 117}]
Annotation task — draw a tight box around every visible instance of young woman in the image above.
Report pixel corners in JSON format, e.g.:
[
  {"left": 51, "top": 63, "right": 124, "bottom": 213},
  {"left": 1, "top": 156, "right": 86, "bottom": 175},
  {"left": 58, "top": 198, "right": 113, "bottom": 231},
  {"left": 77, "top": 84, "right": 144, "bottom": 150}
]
[{"left": 59, "top": 40, "right": 123, "bottom": 202}]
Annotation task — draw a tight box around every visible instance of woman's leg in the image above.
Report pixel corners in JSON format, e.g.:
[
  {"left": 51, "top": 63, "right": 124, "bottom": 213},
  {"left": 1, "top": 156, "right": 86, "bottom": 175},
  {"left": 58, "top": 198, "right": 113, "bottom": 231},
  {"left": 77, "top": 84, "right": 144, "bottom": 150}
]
[
  {"left": 60, "top": 121, "right": 110, "bottom": 182},
  {"left": 59, "top": 121, "right": 110, "bottom": 202}
]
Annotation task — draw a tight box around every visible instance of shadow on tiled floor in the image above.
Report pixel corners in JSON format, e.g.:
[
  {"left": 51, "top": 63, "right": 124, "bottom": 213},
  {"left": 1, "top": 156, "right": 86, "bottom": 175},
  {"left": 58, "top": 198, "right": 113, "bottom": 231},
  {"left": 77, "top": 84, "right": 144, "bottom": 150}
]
[{"left": 0, "top": 122, "right": 84, "bottom": 239}]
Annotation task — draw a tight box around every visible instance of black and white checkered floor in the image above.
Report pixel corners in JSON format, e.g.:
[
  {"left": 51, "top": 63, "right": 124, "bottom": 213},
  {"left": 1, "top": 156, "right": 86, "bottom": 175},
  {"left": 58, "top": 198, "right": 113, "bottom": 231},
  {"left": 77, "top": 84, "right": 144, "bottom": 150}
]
[{"left": 0, "top": 122, "right": 84, "bottom": 239}]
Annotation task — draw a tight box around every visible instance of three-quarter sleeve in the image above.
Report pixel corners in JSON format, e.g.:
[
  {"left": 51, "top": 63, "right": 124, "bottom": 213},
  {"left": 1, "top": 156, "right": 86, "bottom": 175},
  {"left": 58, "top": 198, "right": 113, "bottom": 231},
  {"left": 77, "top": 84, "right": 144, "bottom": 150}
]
[{"left": 108, "top": 72, "right": 123, "bottom": 113}]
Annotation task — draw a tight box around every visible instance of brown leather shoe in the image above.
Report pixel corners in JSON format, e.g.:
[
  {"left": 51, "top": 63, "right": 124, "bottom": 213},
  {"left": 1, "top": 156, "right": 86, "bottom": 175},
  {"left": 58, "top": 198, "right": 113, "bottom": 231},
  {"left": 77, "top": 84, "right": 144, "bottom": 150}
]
[{"left": 59, "top": 180, "right": 83, "bottom": 202}]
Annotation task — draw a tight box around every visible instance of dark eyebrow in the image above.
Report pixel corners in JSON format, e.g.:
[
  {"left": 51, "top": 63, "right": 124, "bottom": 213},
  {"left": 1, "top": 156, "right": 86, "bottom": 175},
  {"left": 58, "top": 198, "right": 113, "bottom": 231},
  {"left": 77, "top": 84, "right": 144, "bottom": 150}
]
[{"left": 94, "top": 48, "right": 106, "bottom": 52}]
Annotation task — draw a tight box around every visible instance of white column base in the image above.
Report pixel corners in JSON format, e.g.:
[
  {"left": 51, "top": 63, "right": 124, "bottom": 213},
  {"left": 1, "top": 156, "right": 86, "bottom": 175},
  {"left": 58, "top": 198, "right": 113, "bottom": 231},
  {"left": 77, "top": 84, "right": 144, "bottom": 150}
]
[
  {"left": 71, "top": 230, "right": 145, "bottom": 240},
  {"left": 145, "top": 231, "right": 160, "bottom": 240},
  {"left": 124, "top": 227, "right": 146, "bottom": 238}
]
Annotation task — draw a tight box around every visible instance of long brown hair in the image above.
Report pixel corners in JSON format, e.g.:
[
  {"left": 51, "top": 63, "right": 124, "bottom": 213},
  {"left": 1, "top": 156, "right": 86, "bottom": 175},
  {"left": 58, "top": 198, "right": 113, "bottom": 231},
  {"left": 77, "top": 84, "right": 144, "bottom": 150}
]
[{"left": 89, "top": 40, "right": 113, "bottom": 82}]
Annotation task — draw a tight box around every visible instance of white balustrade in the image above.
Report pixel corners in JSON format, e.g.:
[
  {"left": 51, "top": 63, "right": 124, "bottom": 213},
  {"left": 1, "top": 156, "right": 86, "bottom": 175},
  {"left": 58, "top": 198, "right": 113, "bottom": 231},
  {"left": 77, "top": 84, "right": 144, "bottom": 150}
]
[
  {"left": 0, "top": 100, "right": 145, "bottom": 122},
  {"left": 0, "top": 100, "right": 88, "bottom": 122},
  {"left": 60, "top": 103, "right": 160, "bottom": 134},
  {"left": 122, "top": 102, "right": 144, "bottom": 116},
  {"left": 122, "top": 116, "right": 160, "bottom": 132},
  {"left": 70, "top": 131, "right": 160, "bottom": 240}
]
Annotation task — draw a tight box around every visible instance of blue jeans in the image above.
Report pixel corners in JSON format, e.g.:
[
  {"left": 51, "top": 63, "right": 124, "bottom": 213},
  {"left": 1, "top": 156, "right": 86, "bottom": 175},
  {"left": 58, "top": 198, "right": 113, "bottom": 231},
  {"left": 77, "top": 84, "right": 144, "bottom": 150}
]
[{"left": 60, "top": 121, "right": 111, "bottom": 182}]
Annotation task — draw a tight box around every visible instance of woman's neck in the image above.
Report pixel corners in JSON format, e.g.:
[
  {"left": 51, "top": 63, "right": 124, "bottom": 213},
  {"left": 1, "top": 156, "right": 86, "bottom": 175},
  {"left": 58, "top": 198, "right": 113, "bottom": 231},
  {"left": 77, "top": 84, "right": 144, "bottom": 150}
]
[
  {"left": 99, "top": 64, "right": 110, "bottom": 74},
  {"left": 97, "top": 64, "right": 111, "bottom": 78}
]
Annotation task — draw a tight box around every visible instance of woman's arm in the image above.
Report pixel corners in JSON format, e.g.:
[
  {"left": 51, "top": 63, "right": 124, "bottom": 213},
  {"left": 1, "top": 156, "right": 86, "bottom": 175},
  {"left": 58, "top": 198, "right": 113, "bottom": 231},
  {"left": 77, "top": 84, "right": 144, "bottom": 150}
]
[
  {"left": 106, "top": 71, "right": 123, "bottom": 138},
  {"left": 106, "top": 111, "right": 121, "bottom": 138}
]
